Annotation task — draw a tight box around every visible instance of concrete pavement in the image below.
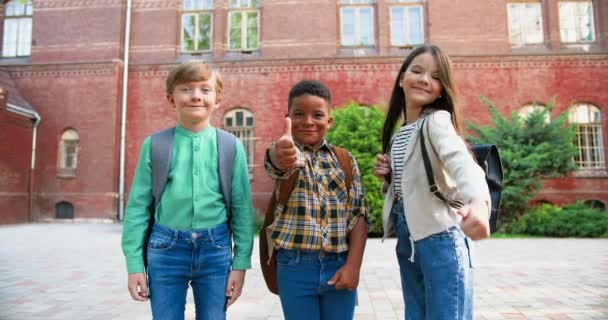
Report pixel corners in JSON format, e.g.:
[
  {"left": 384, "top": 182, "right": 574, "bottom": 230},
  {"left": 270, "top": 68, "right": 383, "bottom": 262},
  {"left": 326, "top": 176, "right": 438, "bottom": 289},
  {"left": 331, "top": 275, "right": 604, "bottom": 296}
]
[{"left": 0, "top": 223, "right": 606, "bottom": 320}]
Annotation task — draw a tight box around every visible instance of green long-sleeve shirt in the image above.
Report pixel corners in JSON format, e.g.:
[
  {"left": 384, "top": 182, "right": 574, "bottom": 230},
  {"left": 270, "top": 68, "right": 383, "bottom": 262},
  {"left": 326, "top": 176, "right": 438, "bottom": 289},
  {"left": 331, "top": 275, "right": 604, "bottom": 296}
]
[{"left": 121, "top": 125, "right": 254, "bottom": 273}]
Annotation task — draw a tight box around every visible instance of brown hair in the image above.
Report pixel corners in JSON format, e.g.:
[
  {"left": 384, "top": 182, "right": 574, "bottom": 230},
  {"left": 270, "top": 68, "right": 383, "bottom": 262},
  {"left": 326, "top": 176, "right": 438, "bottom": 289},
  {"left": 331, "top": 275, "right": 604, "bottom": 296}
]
[
  {"left": 381, "top": 45, "right": 461, "bottom": 154},
  {"left": 166, "top": 61, "right": 223, "bottom": 103}
]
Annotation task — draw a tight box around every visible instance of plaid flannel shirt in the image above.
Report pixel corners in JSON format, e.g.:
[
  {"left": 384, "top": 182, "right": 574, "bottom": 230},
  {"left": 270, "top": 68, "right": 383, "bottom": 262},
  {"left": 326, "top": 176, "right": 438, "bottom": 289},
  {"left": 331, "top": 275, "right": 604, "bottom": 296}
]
[{"left": 264, "top": 140, "right": 369, "bottom": 253}]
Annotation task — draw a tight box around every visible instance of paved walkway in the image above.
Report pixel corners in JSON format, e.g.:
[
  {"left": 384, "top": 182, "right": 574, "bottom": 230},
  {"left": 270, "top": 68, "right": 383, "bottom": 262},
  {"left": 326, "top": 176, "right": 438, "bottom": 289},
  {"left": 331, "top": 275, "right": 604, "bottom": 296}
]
[{"left": 0, "top": 223, "right": 606, "bottom": 320}]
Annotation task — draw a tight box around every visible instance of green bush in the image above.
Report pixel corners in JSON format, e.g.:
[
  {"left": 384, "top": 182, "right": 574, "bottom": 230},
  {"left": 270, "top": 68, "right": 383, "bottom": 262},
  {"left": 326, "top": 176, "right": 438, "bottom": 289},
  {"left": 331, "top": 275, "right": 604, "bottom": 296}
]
[
  {"left": 326, "top": 103, "right": 385, "bottom": 236},
  {"left": 507, "top": 203, "right": 608, "bottom": 237}
]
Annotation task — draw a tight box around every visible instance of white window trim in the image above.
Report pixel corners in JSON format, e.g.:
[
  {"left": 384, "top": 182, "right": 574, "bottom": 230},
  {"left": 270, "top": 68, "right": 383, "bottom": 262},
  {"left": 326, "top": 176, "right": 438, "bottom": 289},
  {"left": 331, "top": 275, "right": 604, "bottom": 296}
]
[
  {"left": 180, "top": 11, "right": 213, "bottom": 53},
  {"left": 507, "top": 2, "right": 544, "bottom": 46},
  {"left": 558, "top": 0, "right": 596, "bottom": 44},
  {"left": 569, "top": 104, "right": 605, "bottom": 170},
  {"left": 227, "top": 9, "right": 260, "bottom": 51},
  {"left": 224, "top": 109, "right": 256, "bottom": 178},
  {"left": 340, "top": 5, "right": 376, "bottom": 47},
  {"left": 2, "top": 0, "right": 33, "bottom": 58},
  {"left": 389, "top": 4, "right": 424, "bottom": 47}
]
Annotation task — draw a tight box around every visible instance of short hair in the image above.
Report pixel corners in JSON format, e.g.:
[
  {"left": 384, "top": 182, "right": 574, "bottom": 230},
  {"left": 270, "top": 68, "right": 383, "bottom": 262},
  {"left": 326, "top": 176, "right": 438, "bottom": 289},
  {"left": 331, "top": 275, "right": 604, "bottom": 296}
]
[
  {"left": 166, "top": 61, "right": 223, "bottom": 102},
  {"left": 287, "top": 80, "right": 331, "bottom": 112}
]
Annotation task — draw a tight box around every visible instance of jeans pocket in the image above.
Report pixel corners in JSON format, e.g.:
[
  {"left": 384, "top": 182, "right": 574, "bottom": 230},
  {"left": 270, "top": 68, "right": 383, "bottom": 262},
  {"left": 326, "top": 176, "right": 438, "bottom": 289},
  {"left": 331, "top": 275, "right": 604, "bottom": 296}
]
[
  {"left": 210, "top": 228, "right": 231, "bottom": 249},
  {"left": 148, "top": 234, "right": 176, "bottom": 251},
  {"left": 276, "top": 250, "right": 298, "bottom": 266}
]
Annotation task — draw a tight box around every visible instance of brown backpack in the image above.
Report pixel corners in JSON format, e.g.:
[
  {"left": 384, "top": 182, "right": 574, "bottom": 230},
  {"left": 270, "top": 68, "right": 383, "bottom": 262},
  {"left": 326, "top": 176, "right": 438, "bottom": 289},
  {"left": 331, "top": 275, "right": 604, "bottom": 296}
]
[{"left": 259, "top": 146, "right": 353, "bottom": 294}]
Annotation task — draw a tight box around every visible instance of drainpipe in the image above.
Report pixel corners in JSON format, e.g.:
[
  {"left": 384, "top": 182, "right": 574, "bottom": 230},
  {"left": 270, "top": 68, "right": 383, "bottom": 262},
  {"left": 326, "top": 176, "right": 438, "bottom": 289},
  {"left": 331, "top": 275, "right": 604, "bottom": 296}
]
[
  {"left": 118, "top": 0, "right": 133, "bottom": 221},
  {"left": 6, "top": 103, "right": 41, "bottom": 222}
]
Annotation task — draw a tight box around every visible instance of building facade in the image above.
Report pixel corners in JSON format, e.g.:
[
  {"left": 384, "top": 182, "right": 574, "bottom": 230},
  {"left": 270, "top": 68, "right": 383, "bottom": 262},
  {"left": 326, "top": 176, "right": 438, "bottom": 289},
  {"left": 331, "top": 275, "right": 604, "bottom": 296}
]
[{"left": 1, "top": 0, "right": 607, "bottom": 223}]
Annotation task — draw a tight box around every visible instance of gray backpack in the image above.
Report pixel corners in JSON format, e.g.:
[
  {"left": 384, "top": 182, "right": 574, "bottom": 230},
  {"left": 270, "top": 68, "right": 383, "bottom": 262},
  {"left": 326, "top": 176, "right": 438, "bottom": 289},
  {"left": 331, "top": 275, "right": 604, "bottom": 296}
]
[{"left": 143, "top": 127, "right": 237, "bottom": 267}]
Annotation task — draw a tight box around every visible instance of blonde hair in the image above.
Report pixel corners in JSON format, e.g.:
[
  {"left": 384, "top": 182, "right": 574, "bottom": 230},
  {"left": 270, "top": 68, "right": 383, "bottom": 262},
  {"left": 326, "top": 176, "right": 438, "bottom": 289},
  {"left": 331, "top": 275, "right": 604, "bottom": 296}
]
[{"left": 166, "top": 61, "right": 223, "bottom": 103}]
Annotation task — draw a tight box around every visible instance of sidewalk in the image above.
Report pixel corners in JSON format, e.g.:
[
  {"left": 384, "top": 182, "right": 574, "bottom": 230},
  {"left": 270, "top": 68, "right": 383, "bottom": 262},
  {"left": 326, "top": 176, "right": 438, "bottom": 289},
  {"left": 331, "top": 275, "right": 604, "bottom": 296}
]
[{"left": 0, "top": 223, "right": 606, "bottom": 319}]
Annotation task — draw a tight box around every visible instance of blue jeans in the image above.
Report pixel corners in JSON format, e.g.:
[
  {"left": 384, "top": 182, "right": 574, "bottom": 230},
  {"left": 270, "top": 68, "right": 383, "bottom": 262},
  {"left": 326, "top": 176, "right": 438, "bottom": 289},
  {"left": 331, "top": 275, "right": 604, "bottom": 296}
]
[
  {"left": 146, "top": 223, "right": 232, "bottom": 320},
  {"left": 276, "top": 249, "right": 357, "bottom": 320},
  {"left": 391, "top": 201, "right": 474, "bottom": 320}
]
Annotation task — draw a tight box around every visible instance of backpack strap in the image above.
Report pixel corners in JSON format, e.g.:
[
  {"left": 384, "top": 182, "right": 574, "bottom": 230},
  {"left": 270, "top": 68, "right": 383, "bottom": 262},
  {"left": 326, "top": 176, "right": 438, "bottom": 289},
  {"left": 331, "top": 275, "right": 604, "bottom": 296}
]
[
  {"left": 331, "top": 146, "right": 353, "bottom": 191},
  {"left": 216, "top": 128, "right": 237, "bottom": 218},
  {"left": 151, "top": 127, "right": 176, "bottom": 209}
]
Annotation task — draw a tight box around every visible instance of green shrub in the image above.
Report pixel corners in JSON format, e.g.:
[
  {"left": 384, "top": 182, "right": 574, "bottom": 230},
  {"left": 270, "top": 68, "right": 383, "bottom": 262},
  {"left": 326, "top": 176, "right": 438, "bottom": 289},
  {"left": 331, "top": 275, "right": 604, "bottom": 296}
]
[
  {"left": 326, "top": 103, "right": 385, "bottom": 236},
  {"left": 507, "top": 202, "right": 608, "bottom": 237}
]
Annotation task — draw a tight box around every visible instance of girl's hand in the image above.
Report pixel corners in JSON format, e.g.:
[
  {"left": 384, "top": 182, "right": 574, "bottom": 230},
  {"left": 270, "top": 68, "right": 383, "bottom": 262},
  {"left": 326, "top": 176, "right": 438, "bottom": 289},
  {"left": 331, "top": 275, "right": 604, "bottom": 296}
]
[
  {"left": 373, "top": 154, "right": 391, "bottom": 179},
  {"left": 457, "top": 198, "right": 491, "bottom": 240}
]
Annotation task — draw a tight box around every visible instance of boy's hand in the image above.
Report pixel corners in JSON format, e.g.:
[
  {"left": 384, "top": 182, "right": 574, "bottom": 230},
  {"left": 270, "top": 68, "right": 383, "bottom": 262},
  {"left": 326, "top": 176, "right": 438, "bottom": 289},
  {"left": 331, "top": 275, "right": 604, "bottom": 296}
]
[
  {"left": 270, "top": 117, "right": 299, "bottom": 170},
  {"left": 457, "top": 198, "right": 491, "bottom": 240},
  {"left": 127, "top": 273, "right": 149, "bottom": 301},
  {"left": 373, "top": 154, "right": 391, "bottom": 179},
  {"left": 225, "top": 269, "right": 246, "bottom": 308},
  {"left": 328, "top": 262, "right": 360, "bottom": 290}
]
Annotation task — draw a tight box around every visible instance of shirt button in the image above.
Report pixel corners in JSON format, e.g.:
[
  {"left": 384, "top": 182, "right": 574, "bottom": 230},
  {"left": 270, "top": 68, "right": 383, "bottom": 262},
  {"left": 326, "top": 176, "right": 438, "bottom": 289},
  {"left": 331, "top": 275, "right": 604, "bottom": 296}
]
[
  {"left": 194, "top": 146, "right": 200, "bottom": 151},
  {"left": 192, "top": 233, "right": 198, "bottom": 239},
  {"left": 193, "top": 170, "right": 198, "bottom": 175}
]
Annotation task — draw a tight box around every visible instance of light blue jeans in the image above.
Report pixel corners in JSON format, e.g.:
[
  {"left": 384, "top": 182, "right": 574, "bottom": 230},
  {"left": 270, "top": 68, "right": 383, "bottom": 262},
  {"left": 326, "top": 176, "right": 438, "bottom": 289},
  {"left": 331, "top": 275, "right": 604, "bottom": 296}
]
[
  {"left": 276, "top": 249, "right": 357, "bottom": 320},
  {"left": 391, "top": 201, "right": 474, "bottom": 320},
  {"left": 146, "top": 223, "right": 232, "bottom": 320}
]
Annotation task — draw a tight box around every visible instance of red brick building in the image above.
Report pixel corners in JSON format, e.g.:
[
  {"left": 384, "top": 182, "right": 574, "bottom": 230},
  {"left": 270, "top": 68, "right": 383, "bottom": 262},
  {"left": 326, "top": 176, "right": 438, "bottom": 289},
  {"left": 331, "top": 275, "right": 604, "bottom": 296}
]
[{"left": 1, "top": 0, "right": 607, "bottom": 223}]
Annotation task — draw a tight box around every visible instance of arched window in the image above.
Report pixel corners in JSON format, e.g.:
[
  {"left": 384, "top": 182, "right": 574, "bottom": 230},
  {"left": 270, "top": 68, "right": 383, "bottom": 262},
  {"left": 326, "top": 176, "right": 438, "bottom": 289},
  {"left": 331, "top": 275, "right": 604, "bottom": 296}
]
[
  {"left": 224, "top": 108, "right": 255, "bottom": 177},
  {"left": 584, "top": 200, "right": 606, "bottom": 211},
  {"left": 2, "top": 0, "right": 32, "bottom": 57},
  {"left": 569, "top": 103, "right": 605, "bottom": 169},
  {"left": 55, "top": 201, "right": 74, "bottom": 219},
  {"left": 58, "top": 129, "right": 79, "bottom": 176},
  {"left": 519, "top": 104, "right": 550, "bottom": 123}
]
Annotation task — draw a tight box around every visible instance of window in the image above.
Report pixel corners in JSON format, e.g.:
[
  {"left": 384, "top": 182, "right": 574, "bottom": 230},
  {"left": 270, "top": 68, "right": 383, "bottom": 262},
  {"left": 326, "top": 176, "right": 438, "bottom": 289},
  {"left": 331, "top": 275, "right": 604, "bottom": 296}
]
[
  {"left": 519, "top": 104, "right": 550, "bottom": 123},
  {"left": 2, "top": 0, "right": 32, "bottom": 57},
  {"left": 228, "top": 0, "right": 259, "bottom": 51},
  {"left": 224, "top": 108, "right": 255, "bottom": 176},
  {"left": 390, "top": 1, "right": 424, "bottom": 47},
  {"left": 584, "top": 200, "right": 606, "bottom": 211},
  {"left": 58, "top": 129, "right": 79, "bottom": 176},
  {"left": 507, "top": 2, "right": 543, "bottom": 46},
  {"left": 181, "top": 0, "right": 214, "bottom": 52},
  {"left": 340, "top": 0, "right": 375, "bottom": 47},
  {"left": 559, "top": 1, "right": 595, "bottom": 43},
  {"left": 569, "top": 103, "right": 604, "bottom": 169}
]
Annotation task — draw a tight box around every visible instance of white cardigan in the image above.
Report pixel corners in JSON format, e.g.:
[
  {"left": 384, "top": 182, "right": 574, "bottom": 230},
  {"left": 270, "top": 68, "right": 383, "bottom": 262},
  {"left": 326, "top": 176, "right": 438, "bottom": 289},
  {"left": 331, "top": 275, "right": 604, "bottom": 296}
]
[{"left": 382, "top": 110, "right": 491, "bottom": 241}]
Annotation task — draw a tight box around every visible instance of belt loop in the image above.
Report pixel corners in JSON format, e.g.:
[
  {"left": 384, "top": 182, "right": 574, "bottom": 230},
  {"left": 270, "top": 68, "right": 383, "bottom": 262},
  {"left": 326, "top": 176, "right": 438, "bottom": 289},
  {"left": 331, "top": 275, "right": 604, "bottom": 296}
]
[{"left": 295, "top": 250, "right": 301, "bottom": 264}]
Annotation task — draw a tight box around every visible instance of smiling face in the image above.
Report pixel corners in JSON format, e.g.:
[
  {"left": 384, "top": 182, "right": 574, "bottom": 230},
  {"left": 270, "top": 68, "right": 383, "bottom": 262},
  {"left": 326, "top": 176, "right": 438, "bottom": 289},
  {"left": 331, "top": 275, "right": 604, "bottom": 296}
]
[
  {"left": 168, "top": 72, "right": 219, "bottom": 130},
  {"left": 401, "top": 52, "right": 443, "bottom": 112},
  {"left": 288, "top": 94, "right": 333, "bottom": 148}
]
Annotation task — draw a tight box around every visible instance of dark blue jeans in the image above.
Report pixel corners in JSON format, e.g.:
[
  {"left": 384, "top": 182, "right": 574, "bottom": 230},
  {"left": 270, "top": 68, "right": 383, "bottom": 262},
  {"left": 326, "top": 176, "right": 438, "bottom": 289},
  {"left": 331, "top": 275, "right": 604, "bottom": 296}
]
[
  {"left": 147, "top": 223, "right": 232, "bottom": 320},
  {"left": 391, "top": 201, "right": 474, "bottom": 320},
  {"left": 276, "top": 249, "right": 357, "bottom": 320}
]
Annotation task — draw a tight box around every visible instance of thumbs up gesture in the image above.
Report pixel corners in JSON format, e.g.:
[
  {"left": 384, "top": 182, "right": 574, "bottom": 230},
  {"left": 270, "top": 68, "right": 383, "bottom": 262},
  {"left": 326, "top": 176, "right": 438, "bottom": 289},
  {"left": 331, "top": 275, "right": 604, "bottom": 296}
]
[{"left": 269, "top": 117, "right": 299, "bottom": 170}]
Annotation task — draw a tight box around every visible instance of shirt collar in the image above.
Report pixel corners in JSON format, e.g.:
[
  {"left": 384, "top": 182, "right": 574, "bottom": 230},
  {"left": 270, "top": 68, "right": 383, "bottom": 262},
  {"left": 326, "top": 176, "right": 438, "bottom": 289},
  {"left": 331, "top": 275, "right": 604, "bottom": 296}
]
[
  {"left": 296, "top": 139, "right": 331, "bottom": 152},
  {"left": 175, "top": 124, "right": 215, "bottom": 138}
]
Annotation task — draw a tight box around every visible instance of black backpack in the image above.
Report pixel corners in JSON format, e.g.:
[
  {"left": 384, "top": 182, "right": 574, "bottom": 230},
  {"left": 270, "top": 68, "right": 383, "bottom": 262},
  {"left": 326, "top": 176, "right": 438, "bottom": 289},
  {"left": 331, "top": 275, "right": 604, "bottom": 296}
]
[{"left": 420, "top": 117, "right": 504, "bottom": 232}]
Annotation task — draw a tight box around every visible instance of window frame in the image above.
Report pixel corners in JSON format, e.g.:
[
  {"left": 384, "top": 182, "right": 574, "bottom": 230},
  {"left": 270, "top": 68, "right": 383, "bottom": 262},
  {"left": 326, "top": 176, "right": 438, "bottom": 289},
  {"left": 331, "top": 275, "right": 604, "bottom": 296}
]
[
  {"left": 389, "top": 3, "right": 424, "bottom": 48},
  {"left": 518, "top": 104, "right": 550, "bottom": 123},
  {"left": 227, "top": 0, "right": 260, "bottom": 52},
  {"left": 57, "top": 129, "right": 79, "bottom": 177},
  {"left": 223, "top": 108, "right": 256, "bottom": 178},
  {"left": 568, "top": 103, "right": 605, "bottom": 170},
  {"left": 506, "top": 1, "right": 544, "bottom": 46},
  {"left": 180, "top": 1, "right": 214, "bottom": 53},
  {"left": 339, "top": 1, "right": 376, "bottom": 47},
  {"left": 558, "top": 0, "right": 596, "bottom": 44},
  {"left": 2, "top": 0, "right": 33, "bottom": 58}
]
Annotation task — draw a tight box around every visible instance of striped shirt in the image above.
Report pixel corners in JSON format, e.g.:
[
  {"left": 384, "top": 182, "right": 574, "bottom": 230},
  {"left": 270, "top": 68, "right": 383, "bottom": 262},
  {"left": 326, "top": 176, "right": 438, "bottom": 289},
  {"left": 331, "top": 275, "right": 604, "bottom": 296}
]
[
  {"left": 264, "top": 140, "right": 369, "bottom": 253},
  {"left": 391, "top": 122, "right": 418, "bottom": 198}
]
